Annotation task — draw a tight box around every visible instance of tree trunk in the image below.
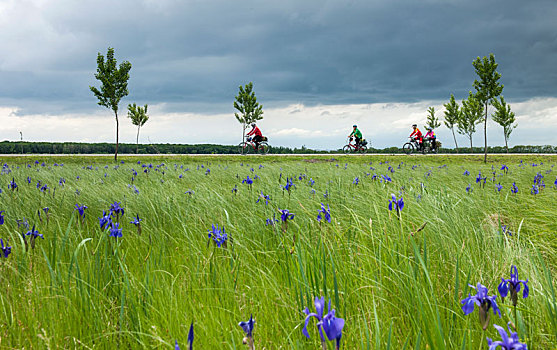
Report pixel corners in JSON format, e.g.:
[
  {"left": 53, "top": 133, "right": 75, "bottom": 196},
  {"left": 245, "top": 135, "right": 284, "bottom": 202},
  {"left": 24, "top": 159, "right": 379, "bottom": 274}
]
[
  {"left": 451, "top": 127, "right": 459, "bottom": 153},
  {"left": 136, "top": 125, "right": 140, "bottom": 154},
  {"left": 115, "top": 111, "right": 119, "bottom": 162},
  {"left": 483, "top": 103, "right": 488, "bottom": 163},
  {"left": 470, "top": 137, "right": 473, "bottom": 153},
  {"left": 505, "top": 135, "right": 509, "bottom": 154}
]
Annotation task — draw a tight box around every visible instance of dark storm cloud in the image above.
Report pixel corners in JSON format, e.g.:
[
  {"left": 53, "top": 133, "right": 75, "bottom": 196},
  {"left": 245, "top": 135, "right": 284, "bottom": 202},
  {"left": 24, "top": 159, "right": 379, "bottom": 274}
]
[{"left": 1, "top": 0, "right": 556, "bottom": 115}]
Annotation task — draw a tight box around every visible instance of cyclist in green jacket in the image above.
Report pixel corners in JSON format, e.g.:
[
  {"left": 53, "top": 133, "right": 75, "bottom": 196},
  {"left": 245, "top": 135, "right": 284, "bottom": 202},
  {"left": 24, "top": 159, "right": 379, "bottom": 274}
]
[{"left": 349, "top": 125, "right": 363, "bottom": 147}]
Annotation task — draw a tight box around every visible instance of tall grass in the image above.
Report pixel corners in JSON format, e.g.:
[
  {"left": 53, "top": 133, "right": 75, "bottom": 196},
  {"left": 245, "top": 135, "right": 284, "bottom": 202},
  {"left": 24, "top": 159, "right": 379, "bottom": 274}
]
[{"left": 0, "top": 155, "right": 555, "bottom": 348}]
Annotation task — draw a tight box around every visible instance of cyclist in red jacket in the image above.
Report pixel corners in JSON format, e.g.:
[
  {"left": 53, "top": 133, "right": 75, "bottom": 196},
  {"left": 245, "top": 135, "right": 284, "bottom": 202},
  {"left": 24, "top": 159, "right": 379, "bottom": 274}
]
[
  {"left": 246, "top": 123, "right": 263, "bottom": 149},
  {"left": 409, "top": 124, "right": 423, "bottom": 150}
]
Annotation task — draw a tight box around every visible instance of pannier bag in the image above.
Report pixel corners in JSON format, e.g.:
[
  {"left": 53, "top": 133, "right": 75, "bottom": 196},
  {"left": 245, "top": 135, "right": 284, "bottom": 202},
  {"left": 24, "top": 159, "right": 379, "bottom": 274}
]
[
  {"left": 362, "top": 139, "right": 368, "bottom": 146},
  {"left": 262, "top": 136, "right": 268, "bottom": 141}
]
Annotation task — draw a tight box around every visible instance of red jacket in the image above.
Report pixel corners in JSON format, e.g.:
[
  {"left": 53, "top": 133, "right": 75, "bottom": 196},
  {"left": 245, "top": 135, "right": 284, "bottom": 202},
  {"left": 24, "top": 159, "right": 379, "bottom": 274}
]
[
  {"left": 410, "top": 128, "right": 423, "bottom": 140},
  {"left": 247, "top": 126, "right": 262, "bottom": 137}
]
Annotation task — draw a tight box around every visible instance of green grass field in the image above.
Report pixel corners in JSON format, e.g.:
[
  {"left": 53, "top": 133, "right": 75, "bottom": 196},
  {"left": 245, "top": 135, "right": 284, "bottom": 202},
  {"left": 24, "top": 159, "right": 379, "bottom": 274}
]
[{"left": 0, "top": 154, "right": 555, "bottom": 349}]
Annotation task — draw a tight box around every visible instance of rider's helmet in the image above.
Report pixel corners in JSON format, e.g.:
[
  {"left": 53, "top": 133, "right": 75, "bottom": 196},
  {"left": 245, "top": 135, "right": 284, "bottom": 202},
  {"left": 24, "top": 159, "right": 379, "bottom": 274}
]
[
  {"left": 427, "top": 127, "right": 432, "bottom": 130},
  {"left": 353, "top": 124, "right": 357, "bottom": 128},
  {"left": 412, "top": 124, "right": 417, "bottom": 128},
  {"left": 251, "top": 123, "right": 256, "bottom": 127}
]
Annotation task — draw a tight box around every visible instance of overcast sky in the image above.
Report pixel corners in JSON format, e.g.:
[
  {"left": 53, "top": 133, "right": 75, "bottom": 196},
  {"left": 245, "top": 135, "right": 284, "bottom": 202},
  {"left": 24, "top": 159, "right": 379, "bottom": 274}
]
[{"left": 1, "top": 0, "right": 556, "bottom": 149}]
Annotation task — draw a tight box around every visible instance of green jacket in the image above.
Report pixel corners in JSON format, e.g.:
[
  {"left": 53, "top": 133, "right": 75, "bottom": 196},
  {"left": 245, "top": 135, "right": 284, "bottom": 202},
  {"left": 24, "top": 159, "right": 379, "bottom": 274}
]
[{"left": 350, "top": 128, "right": 362, "bottom": 138}]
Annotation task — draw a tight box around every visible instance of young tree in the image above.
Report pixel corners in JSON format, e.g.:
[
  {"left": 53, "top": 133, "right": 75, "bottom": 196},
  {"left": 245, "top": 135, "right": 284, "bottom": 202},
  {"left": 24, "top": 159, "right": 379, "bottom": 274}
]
[
  {"left": 472, "top": 53, "right": 504, "bottom": 162},
  {"left": 443, "top": 94, "right": 461, "bottom": 153},
  {"left": 90, "top": 47, "right": 132, "bottom": 161},
  {"left": 234, "top": 82, "right": 263, "bottom": 143},
  {"left": 491, "top": 96, "right": 516, "bottom": 153},
  {"left": 424, "top": 106, "right": 441, "bottom": 130},
  {"left": 127, "top": 103, "right": 149, "bottom": 154},
  {"left": 458, "top": 92, "right": 483, "bottom": 152}
]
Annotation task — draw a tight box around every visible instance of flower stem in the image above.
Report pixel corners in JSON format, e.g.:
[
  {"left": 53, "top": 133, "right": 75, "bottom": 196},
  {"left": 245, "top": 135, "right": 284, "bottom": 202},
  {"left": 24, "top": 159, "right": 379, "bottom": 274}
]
[{"left": 512, "top": 305, "right": 518, "bottom": 331}]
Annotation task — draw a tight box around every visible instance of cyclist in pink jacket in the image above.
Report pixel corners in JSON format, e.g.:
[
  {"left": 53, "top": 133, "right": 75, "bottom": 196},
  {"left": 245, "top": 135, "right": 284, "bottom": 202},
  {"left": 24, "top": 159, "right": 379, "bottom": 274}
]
[{"left": 424, "top": 127, "right": 437, "bottom": 152}]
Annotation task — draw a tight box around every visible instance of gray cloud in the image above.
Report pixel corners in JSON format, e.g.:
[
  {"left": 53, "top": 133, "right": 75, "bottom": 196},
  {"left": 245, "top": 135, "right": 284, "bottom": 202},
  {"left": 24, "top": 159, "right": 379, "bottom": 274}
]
[{"left": 1, "top": 0, "right": 556, "bottom": 117}]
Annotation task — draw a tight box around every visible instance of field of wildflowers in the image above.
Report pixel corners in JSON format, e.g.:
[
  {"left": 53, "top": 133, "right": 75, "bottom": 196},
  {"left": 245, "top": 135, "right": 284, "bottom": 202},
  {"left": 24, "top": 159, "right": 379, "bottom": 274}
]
[{"left": 0, "top": 155, "right": 555, "bottom": 349}]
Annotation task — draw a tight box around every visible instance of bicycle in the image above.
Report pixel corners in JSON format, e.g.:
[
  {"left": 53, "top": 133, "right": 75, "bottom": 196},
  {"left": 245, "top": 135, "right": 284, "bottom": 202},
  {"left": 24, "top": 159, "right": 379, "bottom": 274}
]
[
  {"left": 238, "top": 137, "right": 270, "bottom": 155},
  {"left": 342, "top": 137, "right": 368, "bottom": 154},
  {"left": 402, "top": 137, "right": 439, "bottom": 154}
]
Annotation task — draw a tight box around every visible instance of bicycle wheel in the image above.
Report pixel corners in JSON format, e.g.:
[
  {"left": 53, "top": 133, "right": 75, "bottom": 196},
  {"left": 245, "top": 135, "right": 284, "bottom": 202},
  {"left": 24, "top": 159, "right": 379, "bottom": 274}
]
[
  {"left": 259, "top": 142, "right": 270, "bottom": 155},
  {"left": 342, "top": 145, "right": 351, "bottom": 154},
  {"left": 238, "top": 142, "right": 250, "bottom": 155},
  {"left": 402, "top": 142, "right": 414, "bottom": 155},
  {"left": 358, "top": 145, "right": 367, "bottom": 154}
]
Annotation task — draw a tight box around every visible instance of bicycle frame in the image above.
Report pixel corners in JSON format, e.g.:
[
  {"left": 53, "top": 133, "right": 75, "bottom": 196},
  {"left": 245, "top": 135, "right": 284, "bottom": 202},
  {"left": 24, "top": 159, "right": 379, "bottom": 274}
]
[{"left": 346, "top": 139, "right": 364, "bottom": 151}]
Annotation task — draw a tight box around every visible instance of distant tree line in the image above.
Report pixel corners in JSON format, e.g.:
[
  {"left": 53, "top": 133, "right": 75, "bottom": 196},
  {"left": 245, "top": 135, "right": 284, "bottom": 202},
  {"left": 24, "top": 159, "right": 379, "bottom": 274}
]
[{"left": 0, "top": 141, "right": 554, "bottom": 155}]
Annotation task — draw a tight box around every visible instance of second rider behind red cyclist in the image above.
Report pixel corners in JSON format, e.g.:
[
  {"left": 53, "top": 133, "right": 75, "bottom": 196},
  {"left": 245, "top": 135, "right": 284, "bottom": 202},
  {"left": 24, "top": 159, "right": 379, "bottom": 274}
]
[{"left": 246, "top": 123, "right": 263, "bottom": 150}]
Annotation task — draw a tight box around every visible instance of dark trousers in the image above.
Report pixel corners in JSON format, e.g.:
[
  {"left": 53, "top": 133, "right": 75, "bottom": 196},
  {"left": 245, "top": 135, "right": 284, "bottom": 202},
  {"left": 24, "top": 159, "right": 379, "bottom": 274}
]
[{"left": 252, "top": 135, "right": 263, "bottom": 148}]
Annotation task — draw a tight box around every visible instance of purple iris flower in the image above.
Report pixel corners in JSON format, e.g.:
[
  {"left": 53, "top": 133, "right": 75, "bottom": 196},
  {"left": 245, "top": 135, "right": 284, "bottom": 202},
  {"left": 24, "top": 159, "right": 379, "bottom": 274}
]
[
  {"left": 75, "top": 204, "right": 88, "bottom": 218},
  {"left": 487, "top": 323, "right": 528, "bottom": 350},
  {"left": 309, "top": 178, "right": 315, "bottom": 186},
  {"left": 388, "top": 194, "right": 404, "bottom": 212},
  {"left": 110, "top": 202, "right": 124, "bottom": 216},
  {"left": 498, "top": 265, "right": 529, "bottom": 306},
  {"left": 530, "top": 185, "right": 539, "bottom": 195},
  {"left": 266, "top": 217, "right": 279, "bottom": 226},
  {"left": 16, "top": 218, "right": 29, "bottom": 229},
  {"left": 208, "top": 224, "right": 227, "bottom": 247},
  {"left": 381, "top": 174, "right": 392, "bottom": 183},
  {"left": 476, "top": 172, "right": 487, "bottom": 187},
  {"left": 533, "top": 172, "right": 544, "bottom": 186},
  {"left": 8, "top": 178, "right": 17, "bottom": 191},
  {"left": 353, "top": 177, "right": 359, "bottom": 185},
  {"left": 130, "top": 214, "right": 142, "bottom": 234},
  {"left": 99, "top": 211, "right": 112, "bottom": 230},
  {"left": 466, "top": 184, "right": 472, "bottom": 193},
  {"left": 461, "top": 283, "right": 501, "bottom": 330},
  {"left": 109, "top": 222, "right": 122, "bottom": 237},
  {"left": 302, "top": 297, "right": 345, "bottom": 347},
  {"left": 26, "top": 225, "right": 43, "bottom": 239},
  {"left": 500, "top": 165, "right": 509, "bottom": 174},
  {"left": 242, "top": 176, "right": 253, "bottom": 185},
  {"left": 283, "top": 178, "right": 294, "bottom": 191},
  {"left": 317, "top": 203, "right": 331, "bottom": 223},
  {"left": 279, "top": 209, "right": 295, "bottom": 222},
  {"left": 256, "top": 192, "right": 270, "bottom": 205},
  {"left": 511, "top": 182, "right": 518, "bottom": 194},
  {"left": 130, "top": 214, "right": 142, "bottom": 226},
  {"left": 1, "top": 238, "right": 11, "bottom": 258},
  {"left": 501, "top": 225, "right": 512, "bottom": 237},
  {"left": 0, "top": 210, "right": 4, "bottom": 225},
  {"left": 238, "top": 315, "right": 255, "bottom": 349},
  {"left": 495, "top": 184, "right": 503, "bottom": 192},
  {"left": 463, "top": 170, "right": 470, "bottom": 176}
]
